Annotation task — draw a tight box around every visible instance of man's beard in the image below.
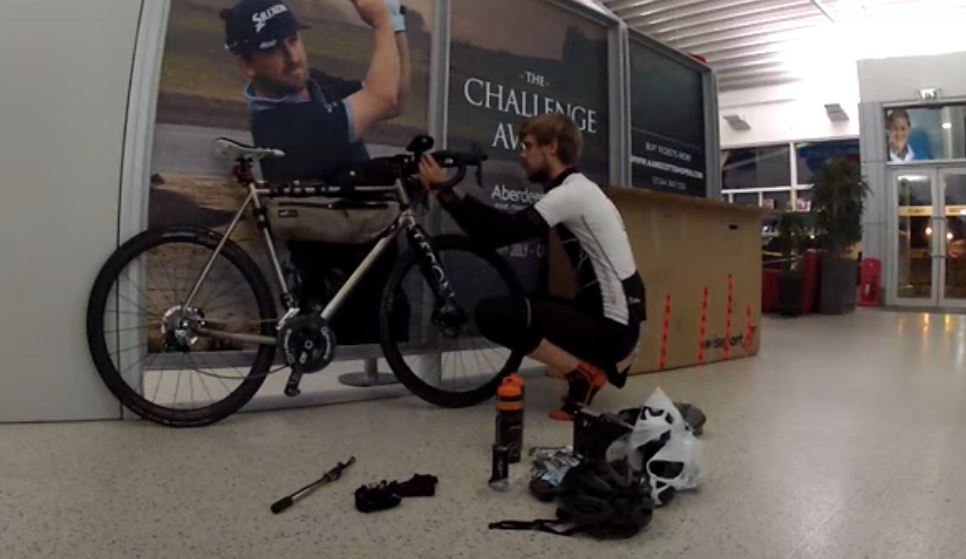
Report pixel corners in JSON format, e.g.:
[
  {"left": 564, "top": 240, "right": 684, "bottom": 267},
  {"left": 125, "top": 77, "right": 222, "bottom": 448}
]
[
  {"left": 253, "top": 70, "right": 306, "bottom": 98},
  {"left": 526, "top": 165, "right": 551, "bottom": 185}
]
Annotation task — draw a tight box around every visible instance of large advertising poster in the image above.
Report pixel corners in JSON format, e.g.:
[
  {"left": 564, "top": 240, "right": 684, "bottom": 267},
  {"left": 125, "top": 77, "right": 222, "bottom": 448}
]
[
  {"left": 149, "top": 0, "right": 432, "bottom": 345},
  {"left": 629, "top": 39, "right": 706, "bottom": 197},
  {"left": 885, "top": 104, "right": 966, "bottom": 164},
  {"left": 447, "top": 0, "right": 611, "bottom": 293}
]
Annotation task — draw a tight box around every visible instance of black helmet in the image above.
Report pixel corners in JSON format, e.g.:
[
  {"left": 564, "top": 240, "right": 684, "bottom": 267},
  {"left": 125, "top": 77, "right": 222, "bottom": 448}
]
[{"left": 554, "top": 459, "right": 654, "bottom": 539}]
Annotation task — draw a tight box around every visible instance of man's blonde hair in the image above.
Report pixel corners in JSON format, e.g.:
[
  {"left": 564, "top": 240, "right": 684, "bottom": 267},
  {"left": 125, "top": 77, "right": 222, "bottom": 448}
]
[{"left": 518, "top": 113, "right": 583, "bottom": 166}]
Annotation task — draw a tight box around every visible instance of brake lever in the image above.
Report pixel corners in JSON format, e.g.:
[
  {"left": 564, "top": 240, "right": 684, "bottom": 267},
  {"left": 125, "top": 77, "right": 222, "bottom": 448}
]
[{"left": 475, "top": 164, "right": 483, "bottom": 187}]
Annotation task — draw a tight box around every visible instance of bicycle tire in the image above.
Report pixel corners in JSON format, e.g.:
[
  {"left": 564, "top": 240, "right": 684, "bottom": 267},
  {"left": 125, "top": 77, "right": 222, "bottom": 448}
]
[
  {"left": 380, "top": 234, "right": 525, "bottom": 408},
  {"left": 86, "top": 227, "right": 277, "bottom": 427}
]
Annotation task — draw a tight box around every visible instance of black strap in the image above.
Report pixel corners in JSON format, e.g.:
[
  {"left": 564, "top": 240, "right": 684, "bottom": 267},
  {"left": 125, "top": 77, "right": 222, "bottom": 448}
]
[
  {"left": 270, "top": 182, "right": 335, "bottom": 198},
  {"left": 488, "top": 519, "right": 585, "bottom": 537},
  {"left": 387, "top": 474, "right": 438, "bottom": 497}
]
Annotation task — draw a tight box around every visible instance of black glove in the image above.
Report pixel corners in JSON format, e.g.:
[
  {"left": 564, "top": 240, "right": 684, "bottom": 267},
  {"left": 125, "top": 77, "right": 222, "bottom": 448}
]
[
  {"left": 355, "top": 482, "right": 402, "bottom": 513},
  {"left": 354, "top": 474, "right": 439, "bottom": 513}
]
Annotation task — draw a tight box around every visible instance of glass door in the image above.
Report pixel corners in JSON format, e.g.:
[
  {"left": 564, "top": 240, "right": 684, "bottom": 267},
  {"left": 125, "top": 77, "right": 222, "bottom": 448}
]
[
  {"left": 891, "top": 170, "right": 940, "bottom": 306},
  {"left": 939, "top": 168, "right": 966, "bottom": 308}
]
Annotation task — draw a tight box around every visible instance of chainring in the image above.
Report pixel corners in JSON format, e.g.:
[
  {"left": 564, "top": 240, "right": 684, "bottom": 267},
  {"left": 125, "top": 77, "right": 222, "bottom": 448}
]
[{"left": 277, "top": 314, "right": 336, "bottom": 373}]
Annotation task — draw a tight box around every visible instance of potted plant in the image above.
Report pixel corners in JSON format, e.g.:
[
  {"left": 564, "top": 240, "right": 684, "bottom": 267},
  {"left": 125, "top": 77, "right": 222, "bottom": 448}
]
[
  {"left": 810, "top": 157, "right": 870, "bottom": 314},
  {"left": 775, "top": 212, "right": 808, "bottom": 316}
]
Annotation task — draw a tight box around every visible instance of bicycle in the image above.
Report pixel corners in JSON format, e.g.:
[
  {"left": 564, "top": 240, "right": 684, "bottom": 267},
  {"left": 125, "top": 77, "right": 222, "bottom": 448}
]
[{"left": 86, "top": 135, "right": 524, "bottom": 427}]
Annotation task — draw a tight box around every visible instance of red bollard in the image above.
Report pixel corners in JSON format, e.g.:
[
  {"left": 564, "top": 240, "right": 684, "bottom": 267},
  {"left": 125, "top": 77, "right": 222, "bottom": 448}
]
[{"left": 858, "top": 258, "right": 882, "bottom": 307}]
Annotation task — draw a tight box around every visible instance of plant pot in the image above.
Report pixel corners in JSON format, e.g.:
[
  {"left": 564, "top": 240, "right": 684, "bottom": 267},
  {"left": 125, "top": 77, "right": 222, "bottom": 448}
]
[
  {"left": 820, "top": 254, "right": 858, "bottom": 314},
  {"left": 778, "top": 270, "right": 803, "bottom": 317}
]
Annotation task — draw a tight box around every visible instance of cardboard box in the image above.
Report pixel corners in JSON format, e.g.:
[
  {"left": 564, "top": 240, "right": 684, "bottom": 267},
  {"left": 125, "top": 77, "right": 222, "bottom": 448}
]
[{"left": 549, "top": 187, "right": 762, "bottom": 374}]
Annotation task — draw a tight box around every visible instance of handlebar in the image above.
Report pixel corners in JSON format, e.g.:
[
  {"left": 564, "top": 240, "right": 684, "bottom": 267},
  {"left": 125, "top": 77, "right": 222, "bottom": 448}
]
[
  {"left": 425, "top": 148, "right": 488, "bottom": 191},
  {"left": 223, "top": 134, "right": 488, "bottom": 195}
]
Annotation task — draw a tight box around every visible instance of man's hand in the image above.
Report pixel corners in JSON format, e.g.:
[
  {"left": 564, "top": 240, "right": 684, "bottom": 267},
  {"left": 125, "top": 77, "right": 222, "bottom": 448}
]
[
  {"left": 384, "top": 0, "right": 406, "bottom": 32},
  {"left": 418, "top": 154, "right": 449, "bottom": 195},
  {"left": 351, "top": 0, "right": 390, "bottom": 28}
]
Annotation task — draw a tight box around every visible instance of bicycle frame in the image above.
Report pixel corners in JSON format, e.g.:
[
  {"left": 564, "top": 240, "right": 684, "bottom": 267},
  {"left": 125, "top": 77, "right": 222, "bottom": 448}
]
[{"left": 182, "top": 175, "right": 448, "bottom": 347}]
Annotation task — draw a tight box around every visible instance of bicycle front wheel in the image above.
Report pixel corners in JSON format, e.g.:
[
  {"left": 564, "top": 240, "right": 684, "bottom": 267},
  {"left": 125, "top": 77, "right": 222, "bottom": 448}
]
[
  {"left": 380, "top": 235, "right": 525, "bottom": 408},
  {"left": 86, "top": 227, "right": 277, "bottom": 427}
]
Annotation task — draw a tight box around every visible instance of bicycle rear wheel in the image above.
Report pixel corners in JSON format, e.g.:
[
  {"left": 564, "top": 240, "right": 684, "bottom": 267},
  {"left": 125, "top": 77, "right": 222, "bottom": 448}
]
[
  {"left": 380, "top": 234, "right": 525, "bottom": 408},
  {"left": 86, "top": 227, "right": 277, "bottom": 427}
]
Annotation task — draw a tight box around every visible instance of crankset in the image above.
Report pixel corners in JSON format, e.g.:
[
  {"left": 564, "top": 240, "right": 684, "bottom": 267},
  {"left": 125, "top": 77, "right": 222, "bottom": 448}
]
[{"left": 277, "top": 314, "right": 337, "bottom": 397}]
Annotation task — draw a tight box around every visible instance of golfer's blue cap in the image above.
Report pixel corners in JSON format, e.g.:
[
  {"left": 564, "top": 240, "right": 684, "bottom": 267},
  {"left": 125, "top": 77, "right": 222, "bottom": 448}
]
[{"left": 222, "top": 0, "right": 310, "bottom": 55}]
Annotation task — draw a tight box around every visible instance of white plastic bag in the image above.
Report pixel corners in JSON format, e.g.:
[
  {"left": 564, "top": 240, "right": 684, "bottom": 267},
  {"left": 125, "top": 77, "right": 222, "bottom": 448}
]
[{"left": 606, "top": 387, "right": 703, "bottom": 505}]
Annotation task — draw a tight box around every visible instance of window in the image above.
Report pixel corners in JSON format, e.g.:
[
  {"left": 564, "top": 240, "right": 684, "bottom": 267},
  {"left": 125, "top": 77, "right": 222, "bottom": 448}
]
[
  {"left": 796, "top": 139, "right": 860, "bottom": 184},
  {"left": 721, "top": 138, "right": 859, "bottom": 212},
  {"left": 722, "top": 145, "right": 791, "bottom": 189},
  {"left": 794, "top": 188, "right": 813, "bottom": 211},
  {"left": 762, "top": 190, "right": 790, "bottom": 211},
  {"left": 733, "top": 192, "right": 759, "bottom": 206}
]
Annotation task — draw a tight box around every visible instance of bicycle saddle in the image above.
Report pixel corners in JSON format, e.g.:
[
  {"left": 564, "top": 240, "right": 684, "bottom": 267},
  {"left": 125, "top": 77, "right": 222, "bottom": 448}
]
[{"left": 213, "top": 137, "right": 285, "bottom": 160}]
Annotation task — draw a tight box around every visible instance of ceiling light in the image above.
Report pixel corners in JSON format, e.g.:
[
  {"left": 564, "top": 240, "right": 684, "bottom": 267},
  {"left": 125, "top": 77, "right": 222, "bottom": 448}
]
[
  {"left": 926, "top": 226, "right": 933, "bottom": 236},
  {"left": 943, "top": 122, "right": 953, "bottom": 129},
  {"left": 825, "top": 103, "right": 850, "bottom": 122},
  {"left": 722, "top": 114, "right": 751, "bottom": 131}
]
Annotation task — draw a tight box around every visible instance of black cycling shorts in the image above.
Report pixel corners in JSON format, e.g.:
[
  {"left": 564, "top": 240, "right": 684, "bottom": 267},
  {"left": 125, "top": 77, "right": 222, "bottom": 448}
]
[{"left": 475, "top": 296, "right": 640, "bottom": 372}]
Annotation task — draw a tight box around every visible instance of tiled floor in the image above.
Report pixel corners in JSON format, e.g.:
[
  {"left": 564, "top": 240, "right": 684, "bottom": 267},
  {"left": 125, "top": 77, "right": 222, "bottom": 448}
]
[{"left": 2, "top": 310, "right": 965, "bottom": 558}]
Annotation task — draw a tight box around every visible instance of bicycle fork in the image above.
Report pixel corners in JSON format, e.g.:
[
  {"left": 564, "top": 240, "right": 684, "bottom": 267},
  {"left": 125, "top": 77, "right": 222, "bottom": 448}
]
[{"left": 404, "top": 218, "right": 466, "bottom": 330}]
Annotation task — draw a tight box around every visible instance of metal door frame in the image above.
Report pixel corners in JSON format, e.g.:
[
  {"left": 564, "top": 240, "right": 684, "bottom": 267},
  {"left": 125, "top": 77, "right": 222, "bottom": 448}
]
[
  {"left": 938, "top": 167, "right": 966, "bottom": 309},
  {"left": 888, "top": 165, "right": 966, "bottom": 309},
  {"left": 888, "top": 167, "right": 940, "bottom": 307}
]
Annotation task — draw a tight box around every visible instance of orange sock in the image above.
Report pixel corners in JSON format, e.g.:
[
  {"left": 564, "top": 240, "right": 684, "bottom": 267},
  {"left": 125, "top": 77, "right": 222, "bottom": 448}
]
[{"left": 548, "top": 362, "right": 607, "bottom": 421}]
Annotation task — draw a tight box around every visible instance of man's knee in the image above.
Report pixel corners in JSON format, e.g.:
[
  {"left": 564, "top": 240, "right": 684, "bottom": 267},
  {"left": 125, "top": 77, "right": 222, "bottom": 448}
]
[{"left": 474, "top": 296, "right": 536, "bottom": 351}]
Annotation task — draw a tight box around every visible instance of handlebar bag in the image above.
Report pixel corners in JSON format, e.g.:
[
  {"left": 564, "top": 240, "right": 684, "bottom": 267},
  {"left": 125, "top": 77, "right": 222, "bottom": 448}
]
[
  {"left": 265, "top": 158, "right": 403, "bottom": 244},
  {"left": 265, "top": 196, "right": 400, "bottom": 245}
]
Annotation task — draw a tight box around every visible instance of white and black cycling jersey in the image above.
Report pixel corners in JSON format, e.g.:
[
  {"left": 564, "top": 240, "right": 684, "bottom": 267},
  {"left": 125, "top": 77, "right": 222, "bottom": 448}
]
[
  {"left": 438, "top": 168, "right": 646, "bottom": 327},
  {"left": 534, "top": 171, "right": 641, "bottom": 325}
]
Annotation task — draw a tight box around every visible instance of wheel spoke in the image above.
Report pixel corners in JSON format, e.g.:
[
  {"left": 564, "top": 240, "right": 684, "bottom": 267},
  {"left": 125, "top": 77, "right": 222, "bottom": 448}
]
[
  {"left": 197, "top": 364, "right": 216, "bottom": 405},
  {"left": 155, "top": 253, "right": 185, "bottom": 311},
  {"left": 151, "top": 357, "right": 164, "bottom": 405},
  {"left": 133, "top": 353, "right": 159, "bottom": 397},
  {"left": 188, "top": 365, "right": 195, "bottom": 408},
  {"left": 197, "top": 259, "right": 235, "bottom": 311},
  {"left": 111, "top": 342, "right": 148, "bottom": 357},
  {"left": 173, "top": 358, "right": 183, "bottom": 409},
  {"left": 116, "top": 269, "right": 170, "bottom": 312},
  {"left": 216, "top": 350, "right": 245, "bottom": 382}
]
